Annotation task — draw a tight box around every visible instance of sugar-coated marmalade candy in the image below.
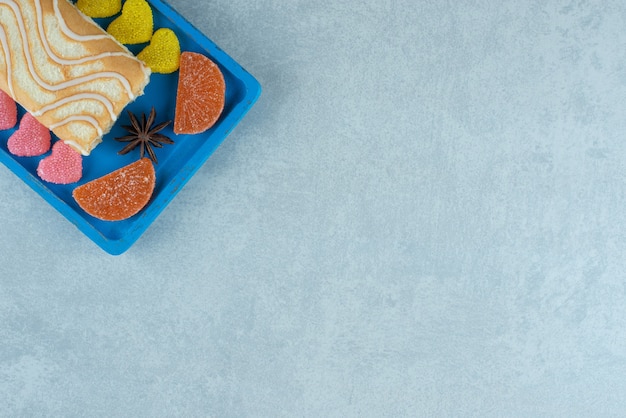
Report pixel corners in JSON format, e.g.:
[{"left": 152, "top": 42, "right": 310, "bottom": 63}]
[
  {"left": 137, "top": 28, "right": 181, "bottom": 74},
  {"left": 76, "top": 0, "right": 121, "bottom": 18},
  {"left": 37, "top": 140, "right": 83, "bottom": 184},
  {"left": 0, "top": 90, "right": 17, "bottom": 130},
  {"left": 72, "top": 158, "right": 156, "bottom": 221},
  {"left": 174, "top": 52, "right": 225, "bottom": 135},
  {"left": 7, "top": 113, "right": 51, "bottom": 157},
  {"left": 107, "top": 0, "right": 153, "bottom": 45}
]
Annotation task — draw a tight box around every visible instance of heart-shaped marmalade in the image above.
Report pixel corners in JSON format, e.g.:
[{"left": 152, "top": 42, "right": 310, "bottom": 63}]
[
  {"left": 76, "top": 0, "right": 121, "bottom": 18},
  {"left": 7, "top": 113, "right": 50, "bottom": 157},
  {"left": 137, "top": 28, "right": 181, "bottom": 74},
  {"left": 37, "top": 140, "right": 83, "bottom": 185},
  {"left": 107, "top": 0, "right": 153, "bottom": 45}
]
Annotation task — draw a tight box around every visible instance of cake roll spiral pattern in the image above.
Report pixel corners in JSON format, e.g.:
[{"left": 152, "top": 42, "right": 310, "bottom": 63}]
[{"left": 0, "top": 0, "right": 150, "bottom": 155}]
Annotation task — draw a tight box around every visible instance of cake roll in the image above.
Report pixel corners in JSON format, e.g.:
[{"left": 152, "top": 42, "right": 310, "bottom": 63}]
[{"left": 0, "top": 0, "right": 151, "bottom": 155}]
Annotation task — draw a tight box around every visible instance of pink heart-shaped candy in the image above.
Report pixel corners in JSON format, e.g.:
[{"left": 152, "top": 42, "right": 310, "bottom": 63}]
[
  {"left": 37, "top": 140, "right": 83, "bottom": 184},
  {"left": 7, "top": 113, "right": 50, "bottom": 156},
  {"left": 0, "top": 90, "right": 17, "bottom": 130}
]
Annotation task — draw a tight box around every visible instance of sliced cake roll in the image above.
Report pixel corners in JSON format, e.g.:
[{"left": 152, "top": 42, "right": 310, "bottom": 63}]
[{"left": 0, "top": 0, "right": 151, "bottom": 155}]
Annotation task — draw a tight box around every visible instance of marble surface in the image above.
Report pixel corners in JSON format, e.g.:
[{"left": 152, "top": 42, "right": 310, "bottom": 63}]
[{"left": 2, "top": 0, "right": 626, "bottom": 415}]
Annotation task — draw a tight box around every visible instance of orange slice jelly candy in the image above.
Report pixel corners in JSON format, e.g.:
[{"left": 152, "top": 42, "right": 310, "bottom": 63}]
[
  {"left": 73, "top": 158, "right": 156, "bottom": 221},
  {"left": 174, "top": 52, "right": 226, "bottom": 135}
]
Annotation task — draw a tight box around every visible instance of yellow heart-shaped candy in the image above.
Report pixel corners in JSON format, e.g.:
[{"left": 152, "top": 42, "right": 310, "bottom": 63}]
[
  {"left": 107, "top": 0, "right": 153, "bottom": 45},
  {"left": 76, "top": 0, "right": 121, "bottom": 18},
  {"left": 137, "top": 28, "right": 181, "bottom": 74}
]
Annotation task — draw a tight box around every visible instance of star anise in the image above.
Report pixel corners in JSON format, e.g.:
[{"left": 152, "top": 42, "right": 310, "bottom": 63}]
[{"left": 115, "top": 107, "right": 173, "bottom": 164}]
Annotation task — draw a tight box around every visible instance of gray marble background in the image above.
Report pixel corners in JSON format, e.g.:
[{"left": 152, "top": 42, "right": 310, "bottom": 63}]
[{"left": 2, "top": 0, "right": 626, "bottom": 416}]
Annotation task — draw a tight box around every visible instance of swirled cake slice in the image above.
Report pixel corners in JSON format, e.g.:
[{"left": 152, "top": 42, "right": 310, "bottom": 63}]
[{"left": 0, "top": 0, "right": 151, "bottom": 155}]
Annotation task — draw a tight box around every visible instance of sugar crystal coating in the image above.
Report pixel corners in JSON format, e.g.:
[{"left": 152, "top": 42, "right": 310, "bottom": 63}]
[
  {"left": 107, "top": 0, "right": 153, "bottom": 44},
  {"left": 137, "top": 28, "right": 181, "bottom": 74},
  {"left": 76, "top": 0, "right": 121, "bottom": 18},
  {"left": 72, "top": 158, "right": 155, "bottom": 221},
  {"left": 37, "top": 140, "right": 83, "bottom": 184},
  {"left": 174, "top": 52, "right": 225, "bottom": 134},
  {"left": 7, "top": 113, "right": 51, "bottom": 157},
  {"left": 0, "top": 89, "right": 17, "bottom": 130}
]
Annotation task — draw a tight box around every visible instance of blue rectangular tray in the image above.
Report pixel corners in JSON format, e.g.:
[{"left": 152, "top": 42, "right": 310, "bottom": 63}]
[{"left": 0, "top": 0, "right": 261, "bottom": 255}]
